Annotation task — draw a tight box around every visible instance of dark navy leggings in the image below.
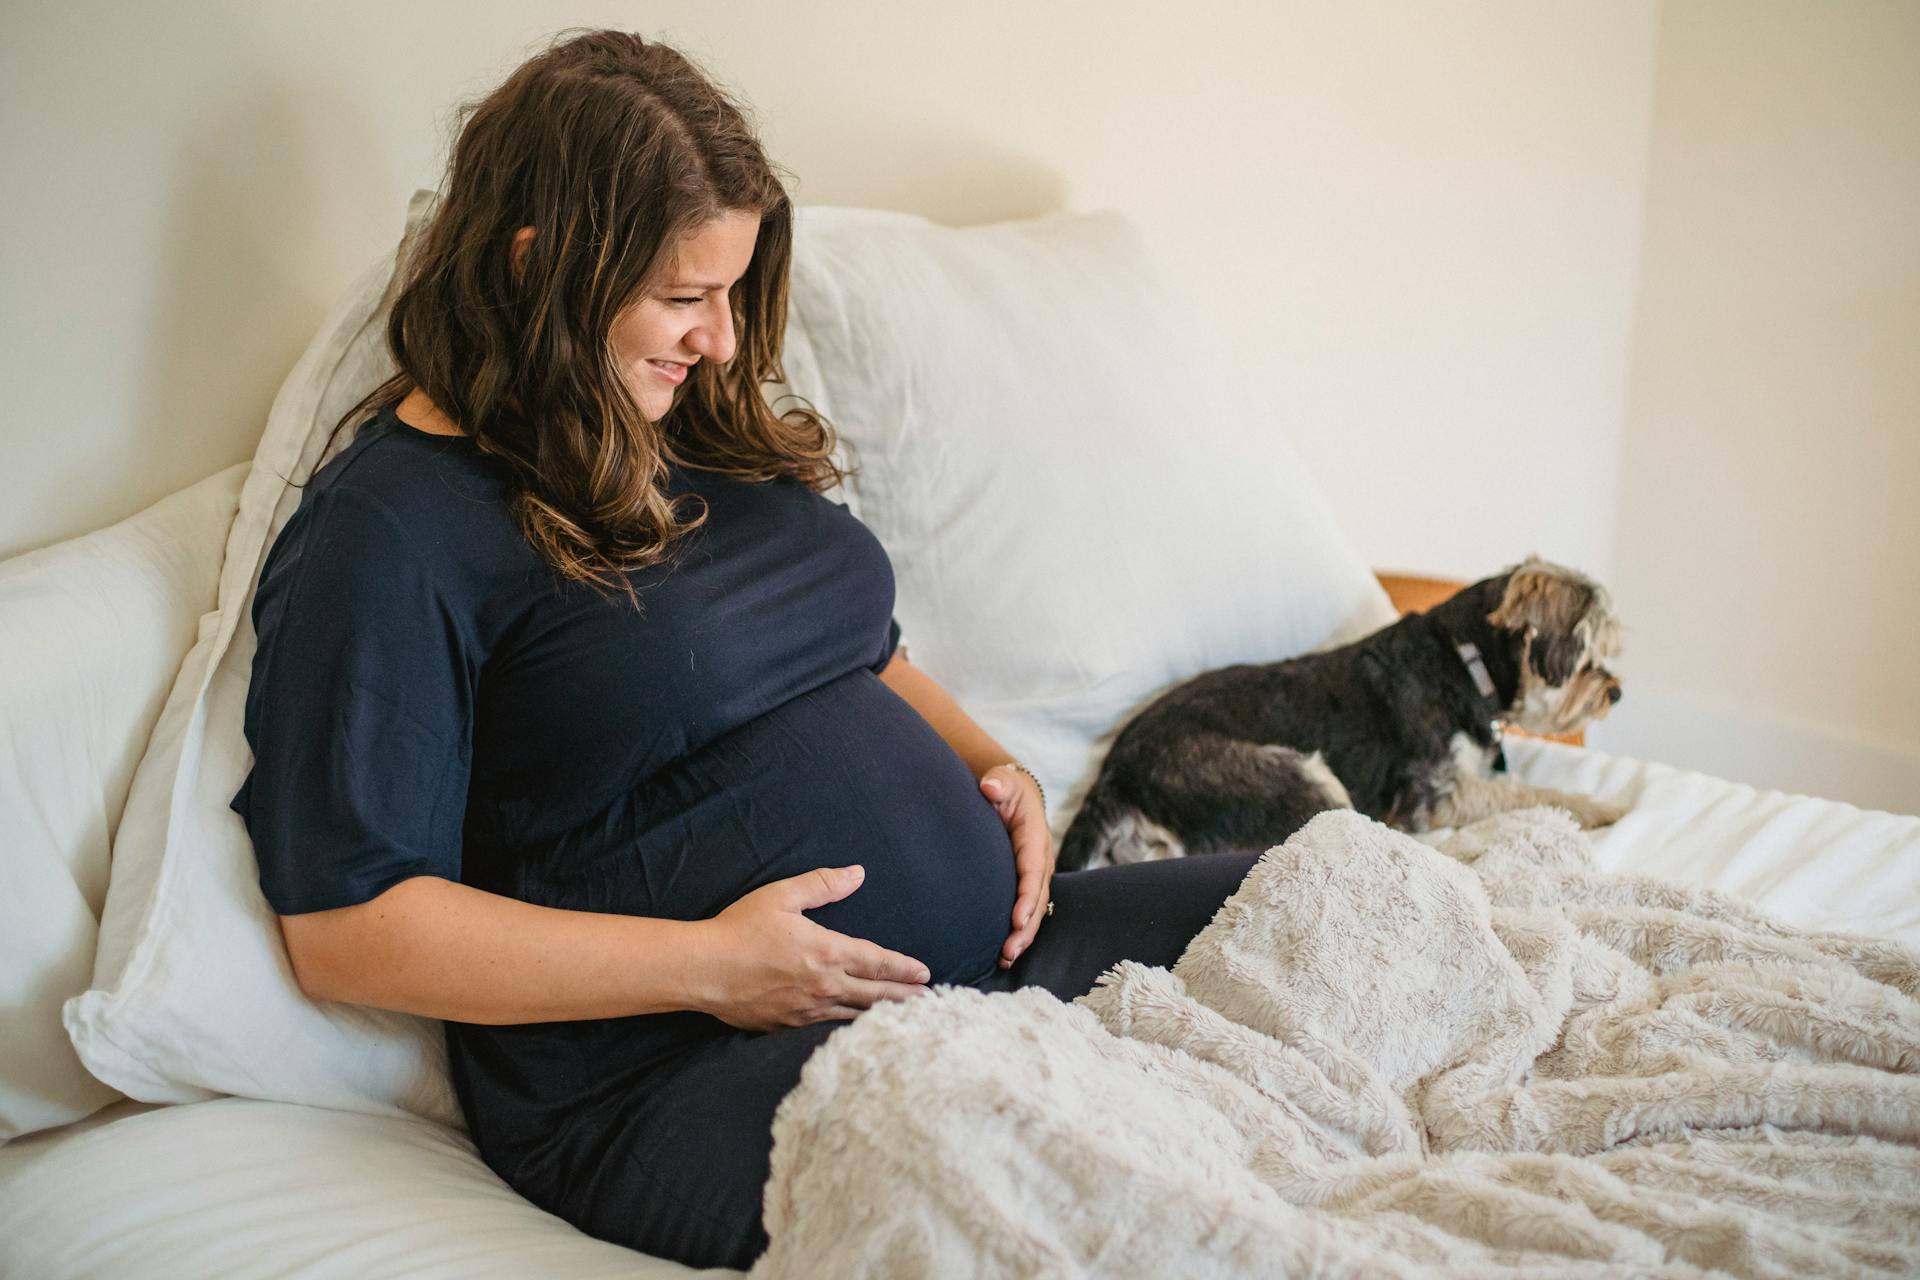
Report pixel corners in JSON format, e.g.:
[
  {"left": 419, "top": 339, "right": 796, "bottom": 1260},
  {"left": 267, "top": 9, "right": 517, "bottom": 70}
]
[{"left": 558, "top": 850, "right": 1264, "bottom": 1271}]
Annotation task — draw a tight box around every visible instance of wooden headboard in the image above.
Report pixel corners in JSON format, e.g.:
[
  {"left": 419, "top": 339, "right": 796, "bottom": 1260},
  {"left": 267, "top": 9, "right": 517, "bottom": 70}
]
[{"left": 1375, "top": 572, "right": 1465, "bottom": 618}]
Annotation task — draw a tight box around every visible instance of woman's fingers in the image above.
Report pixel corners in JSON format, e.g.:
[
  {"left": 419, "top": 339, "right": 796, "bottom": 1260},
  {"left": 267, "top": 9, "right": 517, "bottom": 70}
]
[
  {"left": 1000, "top": 867, "right": 1048, "bottom": 968},
  {"left": 776, "top": 863, "right": 867, "bottom": 911},
  {"left": 1000, "top": 799, "right": 1055, "bottom": 968},
  {"left": 1000, "top": 912, "right": 1041, "bottom": 967},
  {"left": 1013, "top": 803, "right": 1055, "bottom": 923},
  {"left": 708, "top": 876, "right": 941, "bottom": 1029},
  {"left": 802, "top": 1005, "right": 867, "bottom": 1026},
  {"left": 1009, "top": 864, "right": 1046, "bottom": 930},
  {"left": 979, "top": 767, "right": 1020, "bottom": 817},
  {"left": 841, "top": 939, "right": 932, "bottom": 986},
  {"left": 838, "top": 976, "right": 934, "bottom": 1010},
  {"left": 832, "top": 941, "right": 934, "bottom": 1013}
]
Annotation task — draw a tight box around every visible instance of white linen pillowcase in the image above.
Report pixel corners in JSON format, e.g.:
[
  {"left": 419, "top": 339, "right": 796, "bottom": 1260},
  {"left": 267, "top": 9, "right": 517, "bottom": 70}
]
[
  {"left": 781, "top": 206, "right": 1395, "bottom": 839},
  {"left": 63, "top": 192, "right": 460, "bottom": 1123},
  {"left": 0, "top": 465, "right": 242, "bottom": 1143}
]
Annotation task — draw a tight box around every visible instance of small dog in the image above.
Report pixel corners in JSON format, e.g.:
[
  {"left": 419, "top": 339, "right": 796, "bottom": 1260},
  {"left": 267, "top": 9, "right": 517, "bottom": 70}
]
[{"left": 1056, "top": 558, "right": 1627, "bottom": 870}]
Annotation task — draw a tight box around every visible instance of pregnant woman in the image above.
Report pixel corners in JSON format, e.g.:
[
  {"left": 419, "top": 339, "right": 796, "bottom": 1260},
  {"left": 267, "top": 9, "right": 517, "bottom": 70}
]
[{"left": 232, "top": 29, "right": 1260, "bottom": 1271}]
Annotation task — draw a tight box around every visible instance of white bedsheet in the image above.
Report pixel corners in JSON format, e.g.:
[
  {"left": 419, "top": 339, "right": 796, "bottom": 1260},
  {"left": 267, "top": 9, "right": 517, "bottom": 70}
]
[
  {"left": 4, "top": 742, "right": 1914, "bottom": 1279},
  {"left": 1506, "top": 737, "right": 1920, "bottom": 946},
  {"left": 0, "top": 1097, "right": 722, "bottom": 1279}
]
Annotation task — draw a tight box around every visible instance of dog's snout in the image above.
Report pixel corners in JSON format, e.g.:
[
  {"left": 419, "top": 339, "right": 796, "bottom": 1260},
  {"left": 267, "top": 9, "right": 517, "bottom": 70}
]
[{"left": 1607, "top": 685, "right": 1622, "bottom": 705}]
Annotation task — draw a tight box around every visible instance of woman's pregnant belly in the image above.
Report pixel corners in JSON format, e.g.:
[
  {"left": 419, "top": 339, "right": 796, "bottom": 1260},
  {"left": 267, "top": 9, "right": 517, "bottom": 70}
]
[{"left": 516, "top": 669, "right": 1018, "bottom": 987}]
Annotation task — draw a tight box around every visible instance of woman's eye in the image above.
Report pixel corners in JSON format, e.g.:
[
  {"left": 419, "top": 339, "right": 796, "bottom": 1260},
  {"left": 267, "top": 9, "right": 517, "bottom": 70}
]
[{"left": 669, "top": 296, "right": 702, "bottom": 307}]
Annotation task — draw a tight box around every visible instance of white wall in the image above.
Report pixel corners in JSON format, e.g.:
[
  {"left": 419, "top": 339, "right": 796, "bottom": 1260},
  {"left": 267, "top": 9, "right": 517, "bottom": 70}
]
[
  {"left": 1596, "top": 1, "right": 1920, "bottom": 813},
  {"left": 1, "top": 0, "right": 1657, "bottom": 587},
  {"left": 32, "top": 3, "right": 1912, "bottom": 811}
]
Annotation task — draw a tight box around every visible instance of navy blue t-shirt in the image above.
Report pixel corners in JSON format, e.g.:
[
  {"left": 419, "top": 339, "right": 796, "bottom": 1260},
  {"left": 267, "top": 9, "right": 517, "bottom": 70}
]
[{"left": 231, "top": 405, "right": 1017, "bottom": 1158}]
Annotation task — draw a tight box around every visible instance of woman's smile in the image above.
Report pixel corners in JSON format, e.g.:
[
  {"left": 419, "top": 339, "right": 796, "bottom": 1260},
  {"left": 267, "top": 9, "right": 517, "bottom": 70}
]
[{"left": 611, "top": 208, "right": 757, "bottom": 419}]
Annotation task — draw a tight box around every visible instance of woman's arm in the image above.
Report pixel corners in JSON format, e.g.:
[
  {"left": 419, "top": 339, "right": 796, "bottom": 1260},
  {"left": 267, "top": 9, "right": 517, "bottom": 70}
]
[
  {"left": 282, "top": 867, "right": 932, "bottom": 1029},
  {"left": 282, "top": 876, "right": 706, "bottom": 1023},
  {"left": 878, "top": 652, "right": 1055, "bottom": 968}
]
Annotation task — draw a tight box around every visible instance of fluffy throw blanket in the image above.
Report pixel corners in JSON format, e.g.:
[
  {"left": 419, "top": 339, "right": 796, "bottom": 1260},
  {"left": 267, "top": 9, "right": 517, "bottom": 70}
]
[{"left": 752, "top": 809, "right": 1920, "bottom": 1278}]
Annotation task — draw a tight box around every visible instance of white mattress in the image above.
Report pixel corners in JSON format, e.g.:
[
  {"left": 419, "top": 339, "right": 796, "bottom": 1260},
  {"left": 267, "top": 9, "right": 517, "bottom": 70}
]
[{"left": 4, "top": 742, "right": 1915, "bottom": 1279}]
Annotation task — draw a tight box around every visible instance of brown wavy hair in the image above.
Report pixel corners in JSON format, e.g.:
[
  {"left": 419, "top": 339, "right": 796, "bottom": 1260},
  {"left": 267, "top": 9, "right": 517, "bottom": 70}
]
[{"left": 327, "top": 29, "right": 840, "bottom": 602}]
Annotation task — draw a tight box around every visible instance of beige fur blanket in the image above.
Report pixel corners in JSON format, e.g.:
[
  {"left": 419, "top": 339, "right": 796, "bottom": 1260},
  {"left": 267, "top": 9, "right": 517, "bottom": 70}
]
[{"left": 751, "top": 809, "right": 1920, "bottom": 1278}]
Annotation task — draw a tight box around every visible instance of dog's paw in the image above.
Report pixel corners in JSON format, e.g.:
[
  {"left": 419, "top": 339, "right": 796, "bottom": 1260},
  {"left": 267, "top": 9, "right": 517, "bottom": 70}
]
[{"left": 1560, "top": 795, "right": 1629, "bottom": 829}]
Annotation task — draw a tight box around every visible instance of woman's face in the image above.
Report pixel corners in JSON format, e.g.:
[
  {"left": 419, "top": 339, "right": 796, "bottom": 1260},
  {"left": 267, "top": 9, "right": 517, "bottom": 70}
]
[{"left": 611, "top": 209, "right": 761, "bottom": 422}]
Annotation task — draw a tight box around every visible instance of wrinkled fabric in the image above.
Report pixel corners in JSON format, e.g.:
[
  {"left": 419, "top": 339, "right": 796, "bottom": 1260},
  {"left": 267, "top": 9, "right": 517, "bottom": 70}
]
[{"left": 756, "top": 808, "right": 1920, "bottom": 1278}]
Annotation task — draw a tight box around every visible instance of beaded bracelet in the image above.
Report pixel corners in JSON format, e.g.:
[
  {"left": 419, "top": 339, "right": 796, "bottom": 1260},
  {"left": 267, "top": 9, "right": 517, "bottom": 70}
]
[{"left": 1004, "top": 760, "right": 1047, "bottom": 814}]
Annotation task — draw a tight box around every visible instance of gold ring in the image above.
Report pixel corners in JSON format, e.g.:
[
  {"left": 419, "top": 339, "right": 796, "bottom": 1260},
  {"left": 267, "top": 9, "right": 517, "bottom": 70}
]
[{"left": 1044, "top": 900, "right": 1055, "bottom": 918}]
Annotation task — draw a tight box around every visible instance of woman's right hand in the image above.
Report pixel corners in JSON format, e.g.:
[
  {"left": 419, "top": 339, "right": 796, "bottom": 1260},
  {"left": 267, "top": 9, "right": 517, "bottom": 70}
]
[{"left": 691, "top": 864, "right": 932, "bottom": 1032}]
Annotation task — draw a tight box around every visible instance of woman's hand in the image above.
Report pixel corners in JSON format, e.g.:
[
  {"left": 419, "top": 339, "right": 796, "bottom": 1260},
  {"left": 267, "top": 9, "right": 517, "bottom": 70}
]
[
  {"left": 980, "top": 766, "right": 1055, "bottom": 970},
  {"left": 691, "top": 865, "right": 933, "bottom": 1032}
]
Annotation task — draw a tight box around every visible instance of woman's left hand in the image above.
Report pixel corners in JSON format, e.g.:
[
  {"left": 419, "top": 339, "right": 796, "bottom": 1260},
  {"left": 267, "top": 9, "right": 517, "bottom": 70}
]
[{"left": 979, "top": 765, "right": 1055, "bottom": 970}]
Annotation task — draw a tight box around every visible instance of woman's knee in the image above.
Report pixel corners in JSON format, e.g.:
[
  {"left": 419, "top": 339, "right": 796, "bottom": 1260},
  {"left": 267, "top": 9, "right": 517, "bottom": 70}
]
[
  {"left": 986, "top": 851, "right": 1262, "bottom": 999},
  {"left": 1049, "top": 848, "right": 1261, "bottom": 922}
]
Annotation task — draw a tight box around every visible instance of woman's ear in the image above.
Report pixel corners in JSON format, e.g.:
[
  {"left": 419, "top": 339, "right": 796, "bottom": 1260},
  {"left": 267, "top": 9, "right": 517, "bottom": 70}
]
[{"left": 510, "top": 226, "right": 536, "bottom": 277}]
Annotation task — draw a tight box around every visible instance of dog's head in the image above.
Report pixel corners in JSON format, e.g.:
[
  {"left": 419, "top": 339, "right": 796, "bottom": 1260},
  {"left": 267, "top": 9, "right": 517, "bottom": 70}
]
[{"left": 1487, "top": 558, "right": 1624, "bottom": 736}]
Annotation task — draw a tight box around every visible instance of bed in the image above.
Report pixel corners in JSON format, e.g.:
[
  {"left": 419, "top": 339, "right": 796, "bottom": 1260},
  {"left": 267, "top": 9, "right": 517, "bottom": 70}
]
[{"left": 3, "top": 197, "right": 1914, "bottom": 1278}]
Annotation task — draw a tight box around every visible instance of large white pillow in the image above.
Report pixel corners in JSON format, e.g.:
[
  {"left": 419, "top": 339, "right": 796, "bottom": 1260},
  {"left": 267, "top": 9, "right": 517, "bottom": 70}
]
[
  {"left": 781, "top": 206, "right": 1394, "bottom": 835},
  {"left": 0, "top": 465, "right": 242, "bottom": 1143},
  {"left": 63, "top": 193, "right": 457, "bottom": 1123}
]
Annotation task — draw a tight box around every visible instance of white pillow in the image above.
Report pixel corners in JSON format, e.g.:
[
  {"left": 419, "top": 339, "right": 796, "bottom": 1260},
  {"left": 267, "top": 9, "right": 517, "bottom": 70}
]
[
  {"left": 63, "top": 192, "right": 458, "bottom": 1124},
  {"left": 781, "top": 206, "right": 1395, "bottom": 836},
  {"left": 0, "top": 465, "right": 242, "bottom": 1143}
]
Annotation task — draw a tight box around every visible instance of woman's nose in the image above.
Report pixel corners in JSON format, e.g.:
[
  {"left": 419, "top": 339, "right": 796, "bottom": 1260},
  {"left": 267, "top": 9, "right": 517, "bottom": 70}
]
[{"left": 688, "top": 303, "right": 736, "bottom": 364}]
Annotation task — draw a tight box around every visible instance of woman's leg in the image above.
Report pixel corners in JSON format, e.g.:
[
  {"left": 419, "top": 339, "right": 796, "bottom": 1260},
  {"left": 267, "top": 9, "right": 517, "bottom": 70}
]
[
  {"left": 974, "top": 850, "right": 1262, "bottom": 1001},
  {"left": 540, "top": 1019, "right": 846, "bottom": 1271}
]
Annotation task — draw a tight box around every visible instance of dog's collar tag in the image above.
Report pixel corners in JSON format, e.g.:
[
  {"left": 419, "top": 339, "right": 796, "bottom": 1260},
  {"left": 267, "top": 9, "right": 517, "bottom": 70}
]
[{"left": 1457, "top": 642, "right": 1498, "bottom": 702}]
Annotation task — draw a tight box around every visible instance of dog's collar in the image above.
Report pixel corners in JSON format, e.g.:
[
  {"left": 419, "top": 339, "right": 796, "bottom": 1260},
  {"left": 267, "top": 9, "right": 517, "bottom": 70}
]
[
  {"left": 1456, "top": 642, "right": 1497, "bottom": 702},
  {"left": 1457, "top": 642, "right": 1509, "bottom": 724},
  {"left": 1457, "top": 641, "right": 1511, "bottom": 772}
]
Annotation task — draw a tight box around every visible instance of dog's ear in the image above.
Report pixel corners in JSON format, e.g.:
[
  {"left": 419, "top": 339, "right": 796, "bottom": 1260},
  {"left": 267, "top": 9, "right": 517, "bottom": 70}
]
[
  {"left": 1489, "top": 558, "right": 1611, "bottom": 686},
  {"left": 1531, "top": 615, "right": 1589, "bottom": 686}
]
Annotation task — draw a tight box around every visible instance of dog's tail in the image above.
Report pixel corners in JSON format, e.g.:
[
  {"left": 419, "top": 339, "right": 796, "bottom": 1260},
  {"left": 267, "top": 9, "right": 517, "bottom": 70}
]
[{"left": 1056, "top": 779, "right": 1129, "bottom": 872}]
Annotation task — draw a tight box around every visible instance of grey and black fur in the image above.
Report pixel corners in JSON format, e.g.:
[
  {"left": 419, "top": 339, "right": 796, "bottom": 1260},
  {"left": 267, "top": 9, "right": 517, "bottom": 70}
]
[{"left": 1057, "top": 558, "right": 1627, "bottom": 870}]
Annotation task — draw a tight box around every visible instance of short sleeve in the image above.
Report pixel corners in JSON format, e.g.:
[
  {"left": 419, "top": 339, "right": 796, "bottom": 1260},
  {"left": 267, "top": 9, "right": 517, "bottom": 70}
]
[
  {"left": 869, "top": 616, "right": 904, "bottom": 674},
  {"left": 230, "top": 485, "right": 476, "bottom": 915}
]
